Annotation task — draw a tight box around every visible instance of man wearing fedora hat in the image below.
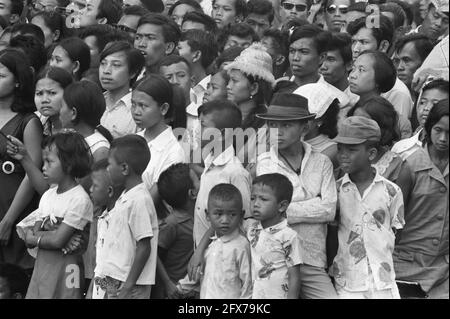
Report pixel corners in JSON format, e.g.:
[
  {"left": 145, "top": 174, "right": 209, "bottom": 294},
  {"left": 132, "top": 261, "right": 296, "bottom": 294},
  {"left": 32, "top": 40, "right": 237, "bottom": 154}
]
[{"left": 256, "top": 93, "right": 338, "bottom": 298}]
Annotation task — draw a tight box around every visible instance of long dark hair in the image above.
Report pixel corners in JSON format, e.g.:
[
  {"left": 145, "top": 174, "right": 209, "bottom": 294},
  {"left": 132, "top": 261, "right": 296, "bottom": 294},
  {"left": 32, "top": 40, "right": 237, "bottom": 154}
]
[{"left": 424, "top": 99, "right": 449, "bottom": 146}]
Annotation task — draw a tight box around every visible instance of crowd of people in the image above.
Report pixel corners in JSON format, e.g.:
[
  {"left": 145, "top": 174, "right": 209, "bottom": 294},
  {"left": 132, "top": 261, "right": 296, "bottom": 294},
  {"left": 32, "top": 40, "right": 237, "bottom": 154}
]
[{"left": 0, "top": 0, "right": 448, "bottom": 299}]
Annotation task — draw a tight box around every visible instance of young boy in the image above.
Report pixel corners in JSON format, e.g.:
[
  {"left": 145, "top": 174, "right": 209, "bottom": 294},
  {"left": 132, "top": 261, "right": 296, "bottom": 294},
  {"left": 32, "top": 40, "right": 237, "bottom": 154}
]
[
  {"left": 211, "top": 0, "right": 247, "bottom": 29},
  {"left": 95, "top": 135, "right": 158, "bottom": 299},
  {"left": 199, "top": 183, "right": 252, "bottom": 299},
  {"left": 154, "top": 163, "right": 197, "bottom": 299},
  {"left": 330, "top": 116, "right": 405, "bottom": 299},
  {"left": 248, "top": 173, "right": 302, "bottom": 299},
  {"left": 255, "top": 93, "right": 338, "bottom": 299}
]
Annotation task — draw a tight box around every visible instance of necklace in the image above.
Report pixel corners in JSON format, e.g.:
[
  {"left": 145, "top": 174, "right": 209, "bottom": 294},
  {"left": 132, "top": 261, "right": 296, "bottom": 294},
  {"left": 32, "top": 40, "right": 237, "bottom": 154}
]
[{"left": 279, "top": 150, "right": 302, "bottom": 175}]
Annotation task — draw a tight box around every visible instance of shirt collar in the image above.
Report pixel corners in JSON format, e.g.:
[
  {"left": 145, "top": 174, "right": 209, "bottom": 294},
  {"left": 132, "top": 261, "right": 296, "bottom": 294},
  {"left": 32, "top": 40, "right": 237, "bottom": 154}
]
[
  {"left": 104, "top": 90, "right": 132, "bottom": 111},
  {"left": 341, "top": 168, "right": 384, "bottom": 188},
  {"left": 269, "top": 141, "right": 313, "bottom": 173},
  {"left": 117, "top": 183, "right": 146, "bottom": 203},
  {"left": 204, "top": 145, "right": 235, "bottom": 169},
  {"left": 210, "top": 227, "right": 240, "bottom": 243},
  {"left": 148, "top": 126, "right": 176, "bottom": 152}
]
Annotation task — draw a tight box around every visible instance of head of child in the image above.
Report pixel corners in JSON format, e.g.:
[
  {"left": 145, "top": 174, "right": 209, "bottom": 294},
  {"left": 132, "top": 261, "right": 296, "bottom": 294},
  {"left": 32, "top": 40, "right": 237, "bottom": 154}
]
[
  {"left": 349, "top": 50, "right": 396, "bottom": 98},
  {"left": 90, "top": 158, "right": 123, "bottom": 209},
  {"left": 35, "top": 67, "right": 74, "bottom": 121},
  {"left": 256, "top": 93, "right": 315, "bottom": 152},
  {"left": 0, "top": 263, "right": 29, "bottom": 299},
  {"left": 333, "top": 116, "right": 381, "bottom": 176},
  {"left": 417, "top": 79, "right": 449, "bottom": 128},
  {"left": 423, "top": 99, "right": 449, "bottom": 153},
  {"left": 42, "top": 131, "right": 92, "bottom": 186},
  {"left": 158, "top": 54, "right": 193, "bottom": 104},
  {"left": 99, "top": 41, "right": 145, "bottom": 95},
  {"left": 203, "top": 70, "right": 229, "bottom": 103},
  {"left": 157, "top": 163, "right": 199, "bottom": 213},
  {"left": 251, "top": 173, "right": 293, "bottom": 228},
  {"left": 107, "top": 135, "right": 150, "bottom": 189},
  {"left": 49, "top": 37, "right": 91, "bottom": 81},
  {"left": 206, "top": 183, "right": 244, "bottom": 237},
  {"left": 197, "top": 99, "right": 242, "bottom": 151},
  {"left": 131, "top": 74, "right": 174, "bottom": 132}
]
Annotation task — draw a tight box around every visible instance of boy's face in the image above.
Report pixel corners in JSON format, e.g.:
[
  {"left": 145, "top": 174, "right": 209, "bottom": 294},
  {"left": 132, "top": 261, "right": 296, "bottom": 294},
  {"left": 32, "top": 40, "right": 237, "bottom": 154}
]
[
  {"left": 337, "top": 143, "right": 375, "bottom": 174},
  {"left": 107, "top": 149, "right": 126, "bottom": 186},
  {"left": 99, "top": 51, "right": 132, "bottom": 92},
  {"left": 199, "top": 112, "right": 218, "bottom": 148},
  {"left": 251, "top": 183, "right": 284, "bottom": 225},
  {"left": 90, "top": 169, "right": 111, "bottom": 207},
  {"left": 350, "top": 27, "right": 378, "bottom": 61},
  {"left": 160, "top": 61, "right": 192, "bottom": 100},
  {"left": 320, "top": 49, "right": 349, "bottom": 87},
  {"left": 212, "top": 0, "right": 239, "bottom": 29},
  {"left": 42, "top": 145, "right": 65, "bottom": 185},
  {"left": 134, "top": 23, "right": 168, "bottom": 68},
  {"left": 267, "top": 120, "right": 308, "bottom": 150},
  {"left": 289, "top": 37, "right": 321, "bottom": 80},
  {"left": 206, "top": 197, "right": 243, "bottom": 237}
]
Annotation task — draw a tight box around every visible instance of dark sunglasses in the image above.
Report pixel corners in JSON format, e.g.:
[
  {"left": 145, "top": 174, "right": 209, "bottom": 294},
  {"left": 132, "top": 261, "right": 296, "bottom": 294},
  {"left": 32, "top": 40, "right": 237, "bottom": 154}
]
[
  {"left": 281, "top": 2, "right": 307, "bottom": 12},
  {"left": 326, "top": 4, "right": 349, "bottom": 14},
  {"left": 112, "top": 24, "right": 137, "bottom": 34}
]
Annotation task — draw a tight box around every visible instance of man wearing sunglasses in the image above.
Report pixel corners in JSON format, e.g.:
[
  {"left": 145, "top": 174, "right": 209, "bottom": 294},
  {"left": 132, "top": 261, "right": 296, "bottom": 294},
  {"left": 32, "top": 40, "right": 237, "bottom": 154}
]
[
  {"left": 324, "top": 0, "right": 351, "bottom": 32},
  {"left": 279, "top": 0, "right": 309, "bottom": 25}
]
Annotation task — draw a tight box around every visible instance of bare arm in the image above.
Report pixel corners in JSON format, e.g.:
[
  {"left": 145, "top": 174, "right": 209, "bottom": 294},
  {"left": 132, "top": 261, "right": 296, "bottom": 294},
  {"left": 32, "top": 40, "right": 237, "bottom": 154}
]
[
  {"left": 287, "top": 265, "right": 301, "bottom": 299},
  {"left": 27, "top": 222, "right": 77, "bottom": 250}
]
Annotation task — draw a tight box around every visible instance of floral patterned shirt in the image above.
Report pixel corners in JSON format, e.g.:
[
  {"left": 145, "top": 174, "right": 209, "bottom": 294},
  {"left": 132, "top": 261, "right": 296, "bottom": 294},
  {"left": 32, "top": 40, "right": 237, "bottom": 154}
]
[
  {"left": 330, "top": 172, "right": 405, "bottom": 292},
  {"left": 246, "top": 219, "right": 303, "bottom": 299}
]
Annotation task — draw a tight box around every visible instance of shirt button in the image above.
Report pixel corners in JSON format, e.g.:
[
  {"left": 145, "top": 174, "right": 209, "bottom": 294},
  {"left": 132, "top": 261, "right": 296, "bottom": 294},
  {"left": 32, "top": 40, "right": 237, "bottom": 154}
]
[
  {"left": 440, "top": 187, "right": 447, "bottom": 193},
  {"left": 432, "top": 239, "right": 440, "bottom": 246}
]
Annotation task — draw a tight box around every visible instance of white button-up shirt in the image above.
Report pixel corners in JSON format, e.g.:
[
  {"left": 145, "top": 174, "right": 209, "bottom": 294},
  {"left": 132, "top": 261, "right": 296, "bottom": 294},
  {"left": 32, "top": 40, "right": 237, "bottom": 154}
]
[{"left": 101, "top": 91, "right": 138, "bottom": 138}]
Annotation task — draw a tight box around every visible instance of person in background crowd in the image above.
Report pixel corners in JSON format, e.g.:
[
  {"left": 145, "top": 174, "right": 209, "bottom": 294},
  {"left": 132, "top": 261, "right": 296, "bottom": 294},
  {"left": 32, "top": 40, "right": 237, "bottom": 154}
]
[
  {"left": 261, "top": 28, "right": 290, "bottom": 80},
  {"left": 30, "top": 10, "right": 65, "bottom": 50},
  {"left": 169, "top": 0, "right": 203, "bottom": 28},
  {"left": 245, "top": 0, "right": 274, "bottom": 39},
  {"left": 324, "top": 0, "right": 352, "bottom": 32},
  {"left": 116, "top": 5, "right": 149, "bottom": 39},
  {"left": 181, "top": 11, "right": 218, "bottom": 33},
  {"left": 211, "top": 0, "right": 247, "bottom": 29}
]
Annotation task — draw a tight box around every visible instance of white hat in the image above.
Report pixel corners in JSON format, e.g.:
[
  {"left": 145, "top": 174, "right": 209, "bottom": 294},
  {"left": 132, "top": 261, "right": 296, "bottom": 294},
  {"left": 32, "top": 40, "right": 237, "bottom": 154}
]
[
  {"left": 293, "top": 83, "right": 341, "bottom": 119},
  {"left": 224, "top": 43, "right": 276, "bottom": 87}
]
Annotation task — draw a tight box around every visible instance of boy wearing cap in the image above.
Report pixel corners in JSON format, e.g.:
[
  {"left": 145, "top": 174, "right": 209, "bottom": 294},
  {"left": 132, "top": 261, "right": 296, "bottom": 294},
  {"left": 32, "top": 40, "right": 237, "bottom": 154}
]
[
  {"left": 329, "top": 116, "right": 405, "bottom": 299},
  {"left": 256, "top": 93, "right": 338, "bottom": 299}
]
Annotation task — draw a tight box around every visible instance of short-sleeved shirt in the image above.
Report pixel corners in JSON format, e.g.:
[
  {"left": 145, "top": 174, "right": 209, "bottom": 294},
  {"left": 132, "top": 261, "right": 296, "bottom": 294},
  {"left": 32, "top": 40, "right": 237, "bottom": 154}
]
[
  {"left": 381, "top": 77, "right": 414, "bottom": 120},
  {"left": 85, "top": 131, "right": 110, "bottom": 155},
  {"left": 158, "top": 211, "right": 194, "bottom": 282},
  {"left": 246, "top": 219, "right": 303, "bottom": 299},
  {"left": 194, "top": 146, "right": 252, "bottom": 246},
  {"left": 138, "top": 127, "right": 185, "bottom": 191},
  {"left": 330, "top": 172, "right": 405, "bottom": 292},
  {"left": 101, "top": 91, "right": 138, "bottom": 138},
  {"left": 200, "top": 229, "right": 253, "bottom": 299},
  {"left": 256, "top": 143, "right": 337, "bottom": 268},
  {"left": 94, "top": 183, "right": 159, "bottom": 285}
]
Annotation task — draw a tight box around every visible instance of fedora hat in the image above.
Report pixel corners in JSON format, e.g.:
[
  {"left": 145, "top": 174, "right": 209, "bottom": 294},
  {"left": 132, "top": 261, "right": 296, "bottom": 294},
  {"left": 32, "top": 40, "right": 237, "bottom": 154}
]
[{"left": 256, "top": 93, "right": 316, "bottom": 121}]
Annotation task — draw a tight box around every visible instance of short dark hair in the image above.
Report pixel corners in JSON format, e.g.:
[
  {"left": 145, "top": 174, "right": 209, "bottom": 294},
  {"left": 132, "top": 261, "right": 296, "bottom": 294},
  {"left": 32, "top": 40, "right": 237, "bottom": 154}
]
[
  {"left": 347, "top": 95, "right": 399, "bottom": 147},
  {"left": 42, "top": 131, "right": 92, "bottom": 179},
  {"left": 78, "top": 24, "right": 118, "bottom": 54},
  {"left": 318, "top": 99, "right": 340, "bottom": 139},
  {"left": 228, "top": 22, "right": 259, "bottom": 42},
  {"left": 100, "top": 41, "right": 146, "bottom": 86},
  {"left": 347, "top": 15, "right": 394, "bottom": 49},
  {"left": 158, "top": 54, "right": 191, "bottom": 72},
  {"left": 325, "top": 32, "right": 352, "bottom": 65},
  {"left": 424, "top": 99, "right": 449, "bottom": 145},
  {"left": 110, "top": 135, "right": 150, "bottom": 175},
  {"left": 182, "top": 11, "right": 218, "bottom": 34},
  {"left": 198, "top": 99, "right": 242, "bottom": 130},
  {"left": 389, "top": 0, "right": 414, "bottom": 25},
  {"left": 359, "top": 50, "right": 396, "bottom": 93},
  {"left": 380, "top": 2, "right": 406, "bottom": 29},
  {"left": 97, "top": 0, "right": 123, "bottom": 24},
  {"left": 10, "top": 23, "right": 45, "bottom": 44},
  {"left": 137, "top": 13, "right": 181, "bottom": 45},
  {"left": 263, "top": 28, "right": 289, "bottom": 58},
  {"left": 212, "top": 0, "right": 248, "bottom": 18},
  {"left": 247, "top": 0, "right": 274, "bottom": 23},
  {"left": 56, "top": 37, "right": 91, "bottom": 79},
  {"left": 181, "top": 29, "right": 218, "bottom": 69},
  {"left": 348, "top": 1, "right": 367, "bottom": 13},
  {"left": 395, "top": 33, "right": 433, "bottom": 62},
  {"left": 123, "top": 4, "right": 150, "bottom": 17},
  {"left": 168, "top": 0, "right": 203, "bottom": 16},
  {"left": 10, "top": 0, "right": 24, "bottom": 15},
  {"left": 10, "top": 34, "right": 47, "bottom": 74},
  {"left": 215, "top": 45, "right": 244, "bottom": 69},
  {"left": 134, "top": 0, "right": 164, "bottom": 12},
  {"left": 31, "top": 11, "right": 65, "bottom": 42},
  {"left": 289, "top": 24, "right": 331, "bottom": 55},
  {"left": 36, "top": 66, "right": 74, "bottom": 89},
  {"left": 158, "top": 163, "right": 194, "bottom": 209},
  {"left": 0, "top": 263, "right": 30, "bottom": 298},
  {"left": 208, "top": 183, "right": 243, "bottom": 212},
  {"left": 253, "top": 173, "right": 293, "bottom": 203},
  {"left": 91, "top": 157, "right": 109, "bottom": 172}
]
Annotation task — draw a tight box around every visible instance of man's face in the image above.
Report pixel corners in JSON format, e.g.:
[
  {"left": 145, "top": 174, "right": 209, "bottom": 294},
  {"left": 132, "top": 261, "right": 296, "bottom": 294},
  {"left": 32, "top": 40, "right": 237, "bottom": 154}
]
[
  {"left": 397, "top": 42, "right": 424, "bottom": 89},
  {"left": 0, "top": 0, "right": 12, "bottom": 21},
  {"left": 212, "top": 0, "right": 239, "bottom": 29},
  {"left": 289, "top": 37, "right": 321, "bottom": 80},
  {"left": 422, "top": 5, "right": 449, "bottom": 41},
  {"left": 68, "top": 0, "right": 103, "bottom": 27},
  {"left": 160, "top": 61, "right": 192, "bottom": 101},
  {"left": 351, "top": 27, "right": 378, "bottom": 61},
  {"left": 320, "top": 49, "right": 349, "bottom": 87},
  {"left": 118, "top": 14, "right": 141, "bottom": 38},
  {"left": 134, "top": 23, "right": 168, "bottom": 68},
  {"left": 279, "top": 0, "right": 308, "bottom": 24},
  {"left": 325, "top": 0, "right": 351, "bottom": 32},
  {"left": 246, "top": 13, "right": 271, "bottom": 38}
]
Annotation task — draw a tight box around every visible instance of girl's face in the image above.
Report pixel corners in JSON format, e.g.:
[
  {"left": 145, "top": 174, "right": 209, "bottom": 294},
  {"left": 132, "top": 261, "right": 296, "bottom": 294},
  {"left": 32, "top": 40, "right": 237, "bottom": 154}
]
[
  {"left": 430, "top": 115, "right": 449, "bottom": 153},
  {"left": 42, "top": 144, "right": 65, "bottom": 185},
  {"left": 267, "top": 120, "right": 308, "bottom": 150},
  {"left": 99, "top": 51, "right": 131, "bottom": 92},
  {"left": 226, "top": 69, "right": 252, "bottom": 105},
  {"left": 417, "top": 88, "right": 449, "bottom": 127},
  {"left": 131, "top": 90, "right": 166, "bottom": 130},
  {"left": 59, "top": 98, "right": 75, "bottom": 128},
  {"left": 0, "top": 63, "right": 16, "bottom": 99},
  {"left": 203, "top": 72, "right": 228, "bottom": 103},
  {"left": 31, "top": 15, "right": 57, "bottom": 48},
  {"left": 50, "top": 46, "right": 77, "bottom": 75},
  {"left": 349, "top": 54, "right": 377, "bottom": 96},
  {"left": 35, "top": 77, "right": 65, "bottom": 118}
]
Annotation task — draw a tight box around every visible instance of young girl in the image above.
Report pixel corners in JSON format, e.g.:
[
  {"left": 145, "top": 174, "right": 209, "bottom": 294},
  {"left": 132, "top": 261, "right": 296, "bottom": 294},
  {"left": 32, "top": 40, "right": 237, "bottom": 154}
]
[
  {"left": 0, "top": 49, "right": 42, "bottom": 270},
  {"left": 30, "top": 11, "right": 64, "bottom": 50},
  {"left": 22, "top": 132, "right": 93, "bottom": 299},
  {"left": 49, "top": 37, "right": 91, "bottom": 81},
  {"left": 35, "top": 67, "right": 74, "bottom": 138},
  {"left": 394, "top": 100, "right": 449, "bottom": 299},
  {"left": 99, "top": 41, "right": 145, "bottom": 138}
]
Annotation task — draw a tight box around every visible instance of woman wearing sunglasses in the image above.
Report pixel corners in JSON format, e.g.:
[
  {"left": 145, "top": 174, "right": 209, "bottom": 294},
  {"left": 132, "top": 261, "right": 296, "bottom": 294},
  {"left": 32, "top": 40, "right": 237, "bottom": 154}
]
[{"left": 324, "top": 0, "right": 352, "bottom": 32}]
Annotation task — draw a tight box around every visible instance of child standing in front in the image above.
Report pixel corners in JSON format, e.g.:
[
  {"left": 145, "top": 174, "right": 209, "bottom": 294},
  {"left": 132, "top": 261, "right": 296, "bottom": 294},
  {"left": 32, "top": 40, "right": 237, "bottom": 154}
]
[
  {"left": 330, "top": 116, "right": 405, "bottom": 299},
  {"left": 248, "top": 173, "right": 303, "bottom": 299},
  {"left": 199, "top": 183, "right": 252, "bottom": 299},
  {"left": 95, "top": 135, "right": 158, "bottom": 299},
  {"left": 23, "top": 132, "right": 93, "bottom": 299}
]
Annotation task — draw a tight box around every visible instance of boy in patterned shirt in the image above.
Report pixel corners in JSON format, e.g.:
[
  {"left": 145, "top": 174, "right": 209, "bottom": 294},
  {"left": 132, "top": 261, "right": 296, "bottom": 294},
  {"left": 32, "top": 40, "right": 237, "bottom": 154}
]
[{"left": 329, "top": 116, "right": 405, "bottom": 299}]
